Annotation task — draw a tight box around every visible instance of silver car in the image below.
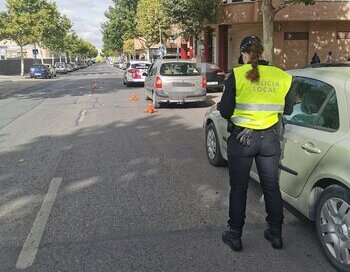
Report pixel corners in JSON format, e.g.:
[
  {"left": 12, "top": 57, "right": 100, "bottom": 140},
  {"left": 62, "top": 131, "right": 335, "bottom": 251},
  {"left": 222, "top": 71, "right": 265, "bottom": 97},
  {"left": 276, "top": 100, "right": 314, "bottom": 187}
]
[
  {"left": 44, "top": 64, "right": 56, "bottom": 77},
  {"left": 204, "top": 67, "right": 350, "bottom": 271},
  {"left": 54, "top": 62, "right": 67, "bottom": 74},
  {"left": 144, "top": 60, "right": 207, "bottom": 108}
]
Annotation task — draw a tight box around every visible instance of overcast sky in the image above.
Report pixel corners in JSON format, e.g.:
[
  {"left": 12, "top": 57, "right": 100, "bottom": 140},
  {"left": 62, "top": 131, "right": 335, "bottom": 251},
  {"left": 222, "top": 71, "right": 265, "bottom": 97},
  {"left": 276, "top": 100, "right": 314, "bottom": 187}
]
[{"left": 0, "top": 0, "right": 113, "bottom": 49}]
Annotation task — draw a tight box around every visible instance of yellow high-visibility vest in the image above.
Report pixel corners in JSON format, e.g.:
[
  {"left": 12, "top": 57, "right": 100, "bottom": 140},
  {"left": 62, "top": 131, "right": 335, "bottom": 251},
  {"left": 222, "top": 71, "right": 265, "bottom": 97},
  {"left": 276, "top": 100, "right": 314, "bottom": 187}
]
[{"left": 232, "top": 64, "right": 292, "bottom": 130}]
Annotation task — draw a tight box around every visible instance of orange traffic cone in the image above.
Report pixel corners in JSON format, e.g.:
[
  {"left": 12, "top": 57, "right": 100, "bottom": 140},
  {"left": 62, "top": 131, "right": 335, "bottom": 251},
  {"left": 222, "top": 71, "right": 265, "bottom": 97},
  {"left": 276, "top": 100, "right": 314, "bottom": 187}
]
[
  {"left": 144, "top": 101, "right": 157, "bottom": 114},
  {"left": 129, "top": 92, "right": 137, "bottom": 101},
  {"left": 91, "top": 81, "right": 98, "bottom": 91}
]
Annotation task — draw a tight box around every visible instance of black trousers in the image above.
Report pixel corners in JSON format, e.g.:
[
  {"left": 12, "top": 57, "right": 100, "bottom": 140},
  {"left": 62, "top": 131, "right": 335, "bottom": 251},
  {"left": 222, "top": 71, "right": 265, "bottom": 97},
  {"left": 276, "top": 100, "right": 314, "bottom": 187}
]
[{"left": 227, "top": 126, "right": 284, "bottom": 237}]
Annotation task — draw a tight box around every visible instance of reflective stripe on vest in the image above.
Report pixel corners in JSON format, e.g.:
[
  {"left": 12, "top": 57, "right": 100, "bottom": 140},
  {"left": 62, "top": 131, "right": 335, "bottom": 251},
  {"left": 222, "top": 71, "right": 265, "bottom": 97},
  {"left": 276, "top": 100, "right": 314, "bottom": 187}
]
[
  {"left": 231, "top": 116, "right": 253, "bottom": 124},
  {"left": 235, "top": 103, "right": 285, "bottom": 112},
  {"left": 232, "top": 64, "right": 292, "bottom": 130}
]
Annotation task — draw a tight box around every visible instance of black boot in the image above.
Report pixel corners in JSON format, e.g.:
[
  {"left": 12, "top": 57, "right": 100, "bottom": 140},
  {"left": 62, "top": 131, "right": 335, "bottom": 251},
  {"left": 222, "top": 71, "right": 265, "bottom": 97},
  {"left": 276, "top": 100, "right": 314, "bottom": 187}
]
[
  {"left": 222, "top": 229, "right": 242, "bottom": 252},
  {"left": 264, "top": 229, "right": 283, "bottom": 249}
]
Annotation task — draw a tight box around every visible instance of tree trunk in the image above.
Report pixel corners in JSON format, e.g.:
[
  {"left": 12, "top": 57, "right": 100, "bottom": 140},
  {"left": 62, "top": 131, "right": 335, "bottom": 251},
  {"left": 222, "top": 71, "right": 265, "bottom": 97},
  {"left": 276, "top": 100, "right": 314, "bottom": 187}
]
[
  {"left": 262, "top": 0, "right": 275, "bottom": 64},
  {"left": 40, "top": 47, "right": 44, "bottom": 64},
  {"left": 20, "top": 45, "right": 24, "bottom": 76},
  {"left": 59, "top": 54, "right": 62, "bottom": 62},
  {"left": 146, "top": 47, "right": 150, "bottom": 61},
  {"left": 52, "top": 54, "right": 54, "bottom": 66}
]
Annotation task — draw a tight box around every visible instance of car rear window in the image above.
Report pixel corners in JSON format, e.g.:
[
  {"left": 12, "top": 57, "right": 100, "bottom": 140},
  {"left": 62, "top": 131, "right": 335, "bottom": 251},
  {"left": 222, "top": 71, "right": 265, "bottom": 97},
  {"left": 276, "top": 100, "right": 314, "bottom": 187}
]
[
  {"left": 160, "top": 62, "right": 200, "bottom": 76},
  {"left": 131, "top": 63, "right": 150, "bottom": 70},
  {"left": 33, "top": 65, "right": 45, "bottom": 68}
]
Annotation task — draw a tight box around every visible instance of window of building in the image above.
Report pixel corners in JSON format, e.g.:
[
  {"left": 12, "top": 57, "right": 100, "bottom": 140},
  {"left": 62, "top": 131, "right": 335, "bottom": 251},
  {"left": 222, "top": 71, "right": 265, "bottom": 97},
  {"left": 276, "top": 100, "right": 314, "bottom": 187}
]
[
  {"left": 286, "top": 77, "right": 335, "bottom": 129},
  {"left": 284, "top": 32, "right": 309, "bottom": 41},
  {"left": 337, "top": 31, "right": 350, "bottom": 40}
]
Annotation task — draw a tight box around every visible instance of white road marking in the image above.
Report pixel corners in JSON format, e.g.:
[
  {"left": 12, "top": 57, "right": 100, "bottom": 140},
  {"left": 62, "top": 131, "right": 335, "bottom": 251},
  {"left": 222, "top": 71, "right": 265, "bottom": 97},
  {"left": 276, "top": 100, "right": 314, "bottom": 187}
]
[
  {"left": 78, "top": 110, "right": 87, "bottom": 124},
  {"left": 16, "top": 177, "right": 63, "bottom": 270}
]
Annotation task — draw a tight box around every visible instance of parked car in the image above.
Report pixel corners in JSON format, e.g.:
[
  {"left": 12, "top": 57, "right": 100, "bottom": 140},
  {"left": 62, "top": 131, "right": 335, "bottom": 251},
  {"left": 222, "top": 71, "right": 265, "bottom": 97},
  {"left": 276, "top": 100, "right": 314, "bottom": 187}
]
[
  {"left": 204, "top": 66, "right": 350, "bottom": 272},
  {"left": 29, "top": 64, "right": 52, "bottom": 79},
  {"left": 121, "top": 62, "right": 128, "bottom": 70},
  {"left": 70, "top": 62, "right": 78, "bottom": 71},
  {"left": 201, "top": 63, "right": 225, "bottom": 92},
  {"left": 144, "top": 60, "right": 207, "bottom": 108},
  {"left": 304, "top": 62, "right": 350, "bottom": 69},
  {"left": 55, "top": 62, "right": 68, "bottom": 74},
  {"left": 66, "top": 63, "right": 74, "bottom": 72},
  {"left": 44, "top": 64, "right": 56, "bottom": 77},
  {"left": 123, "top": 61, "right": 151, "bottom": 87}
]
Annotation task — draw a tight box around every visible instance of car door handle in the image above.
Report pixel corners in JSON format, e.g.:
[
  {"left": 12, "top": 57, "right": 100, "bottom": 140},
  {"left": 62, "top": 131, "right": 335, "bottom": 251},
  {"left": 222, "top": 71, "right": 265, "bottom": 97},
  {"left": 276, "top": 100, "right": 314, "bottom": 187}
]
[{"left": 301, "top": 143, "right": 321, "bottom": 154}]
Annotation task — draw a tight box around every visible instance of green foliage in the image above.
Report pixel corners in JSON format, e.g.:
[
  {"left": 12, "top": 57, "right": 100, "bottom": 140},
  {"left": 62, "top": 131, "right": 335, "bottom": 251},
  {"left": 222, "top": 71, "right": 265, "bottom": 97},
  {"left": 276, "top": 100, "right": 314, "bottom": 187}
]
[
  {"left": 136, "top": 0, "right": 170, "bottom": 47},
  {"left": 37, "top": 2, "right": 72, "bottom": 52},
  {"left": 0, "top": 0, "right": 44, "bottom": 48},
  {"left": 123, "top": 39, "right": 135, "bottom": 56},
  {"left": 64, "top": 33, "right": 98, "bottom": 59},
  {"left": 102, "top": 0, "right": 138, "bottom": 55},
  {"left": 162, "top": 0, "right": 221, "bottom": 37},
  {"left": 96, "top": 56, "right": 104, "bottom": 63}
]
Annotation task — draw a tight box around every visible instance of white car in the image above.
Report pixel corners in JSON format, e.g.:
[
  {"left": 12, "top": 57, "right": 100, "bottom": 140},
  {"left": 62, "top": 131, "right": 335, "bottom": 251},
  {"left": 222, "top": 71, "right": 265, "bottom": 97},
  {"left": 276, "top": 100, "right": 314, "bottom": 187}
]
[
  {"left": 44, "top": 64, "right": 56, "bottom": 77},
  {"left": 123, "top": 61, "right": 151, "bottom": 87}
]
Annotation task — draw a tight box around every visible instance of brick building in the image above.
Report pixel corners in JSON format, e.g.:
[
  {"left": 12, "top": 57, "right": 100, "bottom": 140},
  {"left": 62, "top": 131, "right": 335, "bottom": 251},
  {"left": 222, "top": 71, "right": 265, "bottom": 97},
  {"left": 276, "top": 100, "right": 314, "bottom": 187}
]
[{"left": 203, "top": 0, "right": 350, "bottom": 71}]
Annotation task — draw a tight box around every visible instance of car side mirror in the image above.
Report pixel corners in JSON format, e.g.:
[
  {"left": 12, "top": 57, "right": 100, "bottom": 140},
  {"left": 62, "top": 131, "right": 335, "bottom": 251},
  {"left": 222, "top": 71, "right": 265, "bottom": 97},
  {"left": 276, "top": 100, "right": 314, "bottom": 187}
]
[{"left": 142, "top": 72, "right": 148, "bottom": 77}]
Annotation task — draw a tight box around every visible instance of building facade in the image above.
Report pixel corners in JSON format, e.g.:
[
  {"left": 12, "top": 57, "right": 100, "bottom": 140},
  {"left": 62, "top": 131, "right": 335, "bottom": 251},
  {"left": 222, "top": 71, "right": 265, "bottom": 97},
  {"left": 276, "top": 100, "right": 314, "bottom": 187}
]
[
  {"left": 203, "top": 0, "right": 350, "bottom": 71},
  {"left": 0, "top": 40, "right": 53, "bottom": 60}
]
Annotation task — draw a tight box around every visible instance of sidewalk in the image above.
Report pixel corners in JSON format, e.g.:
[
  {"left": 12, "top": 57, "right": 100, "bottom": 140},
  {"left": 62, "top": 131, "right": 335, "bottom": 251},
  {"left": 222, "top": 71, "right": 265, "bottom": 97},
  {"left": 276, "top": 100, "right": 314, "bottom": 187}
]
[{"left": 0, "top": 75, "right": 29, "bottom": 82}]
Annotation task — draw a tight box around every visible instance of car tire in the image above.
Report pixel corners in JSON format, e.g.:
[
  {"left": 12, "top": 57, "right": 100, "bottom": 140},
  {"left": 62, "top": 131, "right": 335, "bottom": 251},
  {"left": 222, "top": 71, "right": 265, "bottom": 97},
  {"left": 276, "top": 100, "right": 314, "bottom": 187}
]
[
  {"left": 205, "top": 122, "right": 226, "bottom": 167},
  {"left": 152, "top": 91, "right": 160, "bottom": 109},
  {"left": 315, "top": 185, "right": 350, "bottom": 272},
  {"left": 126, "top": 80, "right": 131, "bottom": 87}
]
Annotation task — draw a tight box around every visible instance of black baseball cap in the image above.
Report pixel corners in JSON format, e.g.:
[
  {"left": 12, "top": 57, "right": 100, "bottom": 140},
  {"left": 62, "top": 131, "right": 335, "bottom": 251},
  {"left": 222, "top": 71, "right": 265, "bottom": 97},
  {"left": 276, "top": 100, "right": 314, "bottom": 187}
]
[{"left": 240, "top": 36, "right": 262, "bottom": 53}]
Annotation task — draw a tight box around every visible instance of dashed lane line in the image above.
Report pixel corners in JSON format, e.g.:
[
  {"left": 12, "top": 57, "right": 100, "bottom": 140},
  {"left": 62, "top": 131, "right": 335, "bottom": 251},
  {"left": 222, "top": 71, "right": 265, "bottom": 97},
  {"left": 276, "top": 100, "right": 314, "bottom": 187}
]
[{"left": 16, "top": 178, "right": 63, "bottom": 270}]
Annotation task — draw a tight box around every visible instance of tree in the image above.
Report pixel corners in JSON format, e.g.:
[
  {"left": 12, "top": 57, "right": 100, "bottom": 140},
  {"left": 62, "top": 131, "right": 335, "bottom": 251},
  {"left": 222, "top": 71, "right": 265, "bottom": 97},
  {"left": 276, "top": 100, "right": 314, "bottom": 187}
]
[
  {"left": 162, "top": 0, "right": 221, "bottom": 38},
  {"left": 102, "top": 0, "right": 138, "bottom": 56},
  {"left": 36, "top": 2, "right": 72, "bottom": 64},
  {"left": 262, "top": 0, "right": 314, "bottom": 63},
  {"left": 0, "top": 0, "right": 46, "bottom": 75},
  {"left": 136, "top": 0, "right": 171, "bottom": 60},
  {"left": 123, "top": 39, "right": 135, "bottom": 59}
]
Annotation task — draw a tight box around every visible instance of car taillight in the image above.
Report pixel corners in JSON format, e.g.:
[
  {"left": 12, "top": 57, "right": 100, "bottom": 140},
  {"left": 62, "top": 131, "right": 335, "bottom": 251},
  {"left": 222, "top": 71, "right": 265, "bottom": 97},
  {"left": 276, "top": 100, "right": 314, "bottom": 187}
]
[
  {"left": 155, "top": 76, "right": 162, "bottom": 90},
  {"left": 201, "top": 76, "right": 207, "bottom": 88},
  {"left": 217, "top": 71, "right": 225, "bottom": 76}
]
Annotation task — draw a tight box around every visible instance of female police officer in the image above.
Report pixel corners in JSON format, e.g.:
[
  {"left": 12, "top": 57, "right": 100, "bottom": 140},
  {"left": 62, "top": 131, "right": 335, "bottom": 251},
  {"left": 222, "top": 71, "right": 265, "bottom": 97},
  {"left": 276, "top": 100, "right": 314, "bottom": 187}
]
[{"left": 218, "top": 36, "right": 293, "bottom": 251}]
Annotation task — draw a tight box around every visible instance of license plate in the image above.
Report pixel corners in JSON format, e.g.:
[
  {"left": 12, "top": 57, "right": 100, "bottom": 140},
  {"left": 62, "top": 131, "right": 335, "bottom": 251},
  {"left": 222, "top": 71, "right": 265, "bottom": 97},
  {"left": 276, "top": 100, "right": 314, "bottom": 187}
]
[
  {"left": 207, "top": 81, "right": 218, "bottom": 86},
  {"left": 35, "top": 73, "right": 41, "bottom": 76}
]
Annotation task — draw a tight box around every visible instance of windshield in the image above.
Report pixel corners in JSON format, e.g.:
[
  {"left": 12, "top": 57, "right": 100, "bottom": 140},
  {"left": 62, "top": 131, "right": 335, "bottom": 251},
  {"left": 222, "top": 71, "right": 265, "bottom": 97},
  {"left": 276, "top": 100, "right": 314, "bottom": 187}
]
[{"left": 160, "top": 62, "right": 200, "bottom": 76}]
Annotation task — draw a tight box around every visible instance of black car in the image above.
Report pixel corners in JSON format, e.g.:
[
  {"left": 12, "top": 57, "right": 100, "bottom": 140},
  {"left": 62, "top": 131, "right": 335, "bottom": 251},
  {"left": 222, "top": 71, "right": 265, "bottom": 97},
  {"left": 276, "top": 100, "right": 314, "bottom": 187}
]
[
  {"left": 202, "top": 63, "right": 225, "bottom": 92},
  {"left": 29, "top": 64, "right": 52, "bottom": 79}
]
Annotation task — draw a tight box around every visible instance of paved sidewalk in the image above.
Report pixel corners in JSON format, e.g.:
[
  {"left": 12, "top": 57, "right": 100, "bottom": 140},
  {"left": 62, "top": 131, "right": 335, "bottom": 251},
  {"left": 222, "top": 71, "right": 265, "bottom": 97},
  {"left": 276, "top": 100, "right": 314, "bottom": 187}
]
[{"left": 0, "top": 75, "right": 29, "bottom": 82}]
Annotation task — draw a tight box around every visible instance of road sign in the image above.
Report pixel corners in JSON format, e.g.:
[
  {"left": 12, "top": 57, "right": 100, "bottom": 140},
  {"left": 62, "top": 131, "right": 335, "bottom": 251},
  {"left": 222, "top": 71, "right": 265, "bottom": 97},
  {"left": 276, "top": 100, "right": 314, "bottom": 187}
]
[{"left": 33, "top": 49, "right": 39, "bottom": 55}]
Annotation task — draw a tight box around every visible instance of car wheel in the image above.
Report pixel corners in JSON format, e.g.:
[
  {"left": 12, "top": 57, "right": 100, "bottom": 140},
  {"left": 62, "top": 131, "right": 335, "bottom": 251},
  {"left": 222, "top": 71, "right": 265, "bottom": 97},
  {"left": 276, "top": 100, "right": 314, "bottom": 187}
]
[
  {"left": 152, "top": 91, "right": 160, "bottom": 109},
  {"left": 205, "top": 122, "right": 226, "bottom": 167},
  {"left": 316, "top": 185, "right": 350, "bottom": 272}
]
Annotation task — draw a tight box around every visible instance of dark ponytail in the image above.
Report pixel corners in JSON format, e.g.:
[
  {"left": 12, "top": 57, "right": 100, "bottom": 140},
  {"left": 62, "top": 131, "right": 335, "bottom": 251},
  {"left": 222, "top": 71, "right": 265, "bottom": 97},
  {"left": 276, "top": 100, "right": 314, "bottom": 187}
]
[{"left": 246, "top": 41, "right": 264, "bottom": 83}]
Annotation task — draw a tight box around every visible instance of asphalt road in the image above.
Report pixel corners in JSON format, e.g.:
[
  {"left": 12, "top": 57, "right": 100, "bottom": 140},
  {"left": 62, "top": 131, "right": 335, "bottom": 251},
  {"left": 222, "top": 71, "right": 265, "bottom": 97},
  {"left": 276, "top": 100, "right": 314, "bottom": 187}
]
[{"left": 0, "top": 63, "right": 335, "bottom": 272}]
